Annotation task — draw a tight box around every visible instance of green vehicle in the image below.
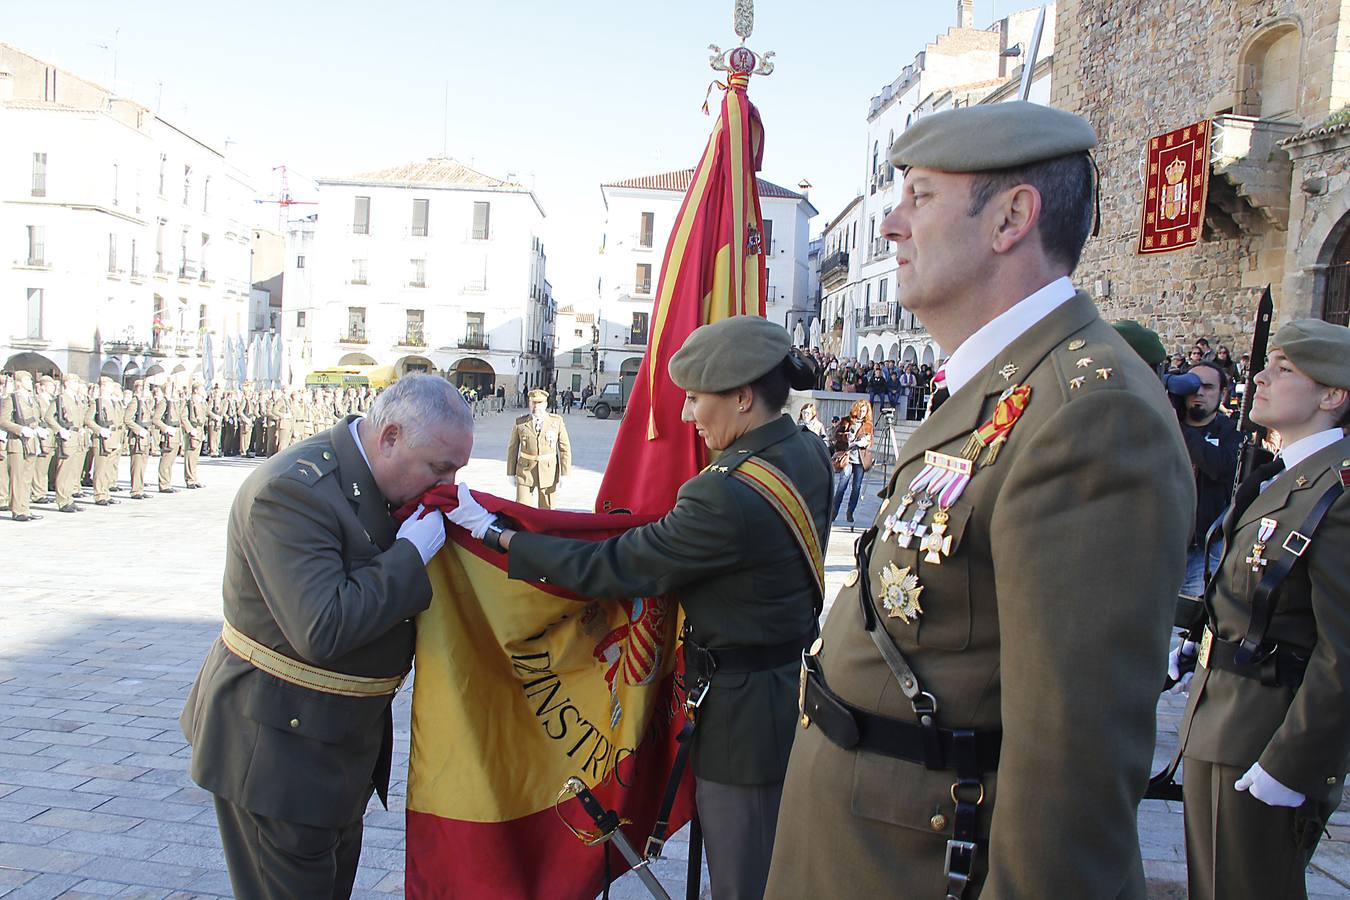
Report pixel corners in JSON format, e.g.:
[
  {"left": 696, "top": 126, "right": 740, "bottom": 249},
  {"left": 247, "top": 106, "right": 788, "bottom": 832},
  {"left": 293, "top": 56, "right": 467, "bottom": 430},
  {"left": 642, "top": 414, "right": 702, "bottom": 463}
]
[{"left": 584, "top": 374, "right": 636, "bottom": 419}]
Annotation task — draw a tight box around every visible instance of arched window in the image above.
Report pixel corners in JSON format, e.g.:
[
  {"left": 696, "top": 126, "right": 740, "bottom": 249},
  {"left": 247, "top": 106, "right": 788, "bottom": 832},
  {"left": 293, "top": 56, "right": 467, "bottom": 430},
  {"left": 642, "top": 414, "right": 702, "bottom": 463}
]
[{"left": 1237, "top": 21, "right": 1301, "bottom": 120}]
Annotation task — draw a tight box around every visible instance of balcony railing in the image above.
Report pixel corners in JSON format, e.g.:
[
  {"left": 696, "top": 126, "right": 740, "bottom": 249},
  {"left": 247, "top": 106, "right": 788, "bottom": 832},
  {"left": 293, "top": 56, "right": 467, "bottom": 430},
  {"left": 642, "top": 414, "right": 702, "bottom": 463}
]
[
  {"left": 634, "top": 282, "right": 652, "bottom": 295},
  {"left": 820, "top": 249, "right": 849, "bottom": 281},
  {"left": 459, "top": 333, "right": 489, "bottom": 350},
  {"left": 341, "top": 331, "right": 368, "bottom": 344},
  {"left": 867, "top": 237, "right": 891, "bottom": 262},
  {"left": 401, "top": 328, "right": 426, "bottom": 347}
]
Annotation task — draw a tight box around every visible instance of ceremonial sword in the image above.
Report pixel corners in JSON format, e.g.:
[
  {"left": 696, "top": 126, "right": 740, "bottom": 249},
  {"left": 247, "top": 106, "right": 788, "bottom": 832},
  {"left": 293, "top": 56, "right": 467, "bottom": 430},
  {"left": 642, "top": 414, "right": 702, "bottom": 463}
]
[{"left": 560, "top": 777, "right": 673, "bottom": 900}]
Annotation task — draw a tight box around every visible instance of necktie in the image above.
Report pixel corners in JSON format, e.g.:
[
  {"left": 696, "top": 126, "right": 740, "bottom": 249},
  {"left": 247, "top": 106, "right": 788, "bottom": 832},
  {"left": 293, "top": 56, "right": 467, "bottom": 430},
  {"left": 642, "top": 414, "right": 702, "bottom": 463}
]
[
  {"left": 1230, "top": 457, "right": 1285, "bottom": 524},
  {"left": 928, "top": 368, "right": 950, "bottom": 415}
]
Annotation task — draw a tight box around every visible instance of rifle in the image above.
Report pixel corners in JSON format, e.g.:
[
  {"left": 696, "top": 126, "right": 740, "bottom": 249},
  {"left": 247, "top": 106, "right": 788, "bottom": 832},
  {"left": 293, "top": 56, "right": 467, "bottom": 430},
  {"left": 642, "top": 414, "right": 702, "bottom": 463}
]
[{"left": 1232, "top": 285, "right": 1274, "bottom": 490}]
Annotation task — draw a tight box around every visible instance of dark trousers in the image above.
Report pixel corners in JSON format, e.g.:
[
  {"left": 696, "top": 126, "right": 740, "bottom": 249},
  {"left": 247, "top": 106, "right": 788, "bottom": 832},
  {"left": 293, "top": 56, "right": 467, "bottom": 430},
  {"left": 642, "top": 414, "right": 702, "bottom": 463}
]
[
  {"left": 831, "top": 463, "right": 865, "bottom": 520},
  {"left": 1183, "top": 758, "right": 1337, "bottom": 900},
  {"left": 695, "top": 778, "right": 783, "bottom": 900},
  {"left": 214, "top": 795, "right": 364, "bottom": 900}
]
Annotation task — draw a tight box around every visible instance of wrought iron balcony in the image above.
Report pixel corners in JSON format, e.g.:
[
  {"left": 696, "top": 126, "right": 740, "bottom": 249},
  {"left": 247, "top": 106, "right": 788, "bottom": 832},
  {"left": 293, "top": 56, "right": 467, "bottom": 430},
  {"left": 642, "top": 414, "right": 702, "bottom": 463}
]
[{"left": 820, "top": 249, "right": 849, "bottom": 281}]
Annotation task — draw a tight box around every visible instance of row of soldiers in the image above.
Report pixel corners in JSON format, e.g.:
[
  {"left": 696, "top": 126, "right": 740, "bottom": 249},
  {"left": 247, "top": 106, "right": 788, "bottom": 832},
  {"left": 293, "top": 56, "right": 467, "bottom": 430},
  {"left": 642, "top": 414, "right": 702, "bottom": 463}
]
[{"left": 1, "top": 371, "right": 377, "bottom": 522}]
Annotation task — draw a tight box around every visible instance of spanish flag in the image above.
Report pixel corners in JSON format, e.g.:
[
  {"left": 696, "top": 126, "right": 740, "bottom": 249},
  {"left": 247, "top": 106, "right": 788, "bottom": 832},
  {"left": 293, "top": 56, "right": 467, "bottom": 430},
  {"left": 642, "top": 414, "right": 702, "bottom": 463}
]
[{"left": 405, "top": 69, "right": 769, "bottom": 898}]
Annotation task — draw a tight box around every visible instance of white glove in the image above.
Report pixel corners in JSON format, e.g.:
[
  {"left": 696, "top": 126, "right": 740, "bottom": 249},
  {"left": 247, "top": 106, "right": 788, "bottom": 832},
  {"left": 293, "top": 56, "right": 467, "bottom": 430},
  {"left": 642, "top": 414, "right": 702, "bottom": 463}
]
[
  {"left": 100, "top": 428, "right": 112, "bottom": 439},
  {"left": 396, "top": 504, "right": 446, "bottom": 565},
  {"left": 58, "top": 428, "right": 71, "bottom": 440},
  {"left": 20, "top": 426, "right": 35, "bottom": 438},
  {"left": 1168, "top": 638, "right": 1197, "bottom": 694},
  {"left": 1235, "top": 762, "right": 1305, "bottom": 808},
  {"left": 445, "top": 483, "right": 495, "bottom": 539},
  {"left": 36, "top": 427, "right": 50, "bottom": 440}
]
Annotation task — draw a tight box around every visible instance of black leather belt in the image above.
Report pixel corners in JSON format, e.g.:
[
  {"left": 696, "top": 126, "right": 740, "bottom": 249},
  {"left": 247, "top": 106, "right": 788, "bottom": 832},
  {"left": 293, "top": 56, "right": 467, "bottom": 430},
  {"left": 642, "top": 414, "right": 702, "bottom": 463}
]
[
  {"left": 802, "top": 657, "right": 1000, "bottom": 772},
  {"left": 1201, "top": 628, "right": 1309, "bottom": 688},
  {"left": 682, "top": 635, "right": 807, "bottom": 682}
]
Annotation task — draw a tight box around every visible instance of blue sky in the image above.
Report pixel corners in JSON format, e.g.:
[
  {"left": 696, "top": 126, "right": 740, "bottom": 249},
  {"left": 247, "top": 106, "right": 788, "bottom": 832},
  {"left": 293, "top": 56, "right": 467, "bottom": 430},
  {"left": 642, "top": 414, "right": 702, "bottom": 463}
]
[{"left": 5, "top": 0, "right": 1040, "bottom": 304}]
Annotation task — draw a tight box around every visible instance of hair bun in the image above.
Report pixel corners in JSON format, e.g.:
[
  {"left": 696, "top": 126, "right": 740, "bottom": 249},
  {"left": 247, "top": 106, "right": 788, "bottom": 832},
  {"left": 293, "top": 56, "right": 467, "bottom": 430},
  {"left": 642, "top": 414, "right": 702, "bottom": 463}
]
[{"left": 785, "top": 349, "right": 817, "bottom": 391}]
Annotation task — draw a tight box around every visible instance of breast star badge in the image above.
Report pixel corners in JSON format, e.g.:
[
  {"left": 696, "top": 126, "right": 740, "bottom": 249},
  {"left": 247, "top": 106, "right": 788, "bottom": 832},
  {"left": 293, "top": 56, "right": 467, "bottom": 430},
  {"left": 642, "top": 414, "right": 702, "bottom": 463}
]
[
  {"left": 880, "top": 563, "right": 924, "bottom": 623},
  {"left": 1070, "top": 376, "right": 1086, "bottom": 390},
  {"left": 998, "top": 363, "right": 1019, "bottom": 380},
  {"left": 1075, "top": 357, "right": 1094, "bottom": 368},
  {"left": 1095, "top": 367, "right": 1113, "bottom": 381}
]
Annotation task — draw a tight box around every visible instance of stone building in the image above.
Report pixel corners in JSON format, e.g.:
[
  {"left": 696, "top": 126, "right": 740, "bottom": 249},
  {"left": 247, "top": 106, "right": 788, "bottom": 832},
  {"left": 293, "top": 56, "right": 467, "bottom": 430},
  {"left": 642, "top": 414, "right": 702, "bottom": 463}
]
[{"left": 1053, "top": 0, "right": 1350, "bottom": 351}]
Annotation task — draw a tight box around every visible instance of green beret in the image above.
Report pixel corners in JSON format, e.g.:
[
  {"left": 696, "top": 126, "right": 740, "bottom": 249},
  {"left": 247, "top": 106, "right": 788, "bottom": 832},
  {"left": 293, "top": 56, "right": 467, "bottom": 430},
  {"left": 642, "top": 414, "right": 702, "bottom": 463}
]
[
  {"left": 889, "top": 101, "right": 1097, "bottom": 172},
  {"left": 1112, "top": 320, "right": 1167, "bottom": 369},
  {"left": 668, "top": 316, "right": 791, "bottom": 393},
  {"left": 1272, "top": 319, "right": 1350, "bottom": 389}
]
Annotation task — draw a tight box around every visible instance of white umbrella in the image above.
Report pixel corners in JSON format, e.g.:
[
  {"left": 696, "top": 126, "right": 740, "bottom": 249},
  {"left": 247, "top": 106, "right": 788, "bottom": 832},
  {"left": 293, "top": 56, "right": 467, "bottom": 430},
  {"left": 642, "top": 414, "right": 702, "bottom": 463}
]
[
  {"left": 201, "top": 333, "right": 215, "bottom": 387},
  {"left": 792, "top": 321, "right": 806, "bottom": 346},
  {"left": 810, "top": 317, "right": 822, "bottom": 350},
  {"left": 248, "top": 334, "right": 264, "bottom": 384},
  {"left": 271, "top": 333, "right": 285, "bottom": 389},
  {"left": 842, "top": 296, "right": 858, "bottom": 361}
]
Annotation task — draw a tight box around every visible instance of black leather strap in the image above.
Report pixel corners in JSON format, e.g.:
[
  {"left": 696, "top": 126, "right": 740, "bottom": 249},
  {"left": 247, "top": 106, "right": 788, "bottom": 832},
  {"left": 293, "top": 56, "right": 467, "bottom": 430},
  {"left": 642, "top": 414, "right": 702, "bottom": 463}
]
[
  {"left": 1237, "top": 481, "right": 1344, "bottom": 663},
  {"left": 681, "top": 636, "right": 807, "bottom": 681},
  {"left": 1205, "top": 630, "right": 1310, "bottom": 688},
  {"left": 644, "top": 719, "right": 695, "bottom": 861},
  {"left": 802, "top": 659, "right": 999, "bottom": 771}
]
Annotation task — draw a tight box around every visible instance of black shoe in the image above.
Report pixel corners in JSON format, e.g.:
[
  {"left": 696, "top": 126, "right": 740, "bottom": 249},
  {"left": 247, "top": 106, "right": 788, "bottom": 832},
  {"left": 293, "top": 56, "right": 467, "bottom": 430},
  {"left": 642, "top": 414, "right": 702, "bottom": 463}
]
[
  {"left": 0, "top": 505, "right": 8, "bottom": 512},
  {"left": 14, "top": 514, "right": 41, "bottom": 522},
  {"left": 95, "top": 499, "right": 119, "bottom": 506},
  {"left": 33, "top": 495, "right": 54, "bottom": 505},
  {"left": 847, "top": 513, "right": 855, "bottom": 523},
  {"left": 159, "top": 488, "right": 176, "bottom": 494},
  {"left": 81, "top": 479, "right": 93, "bottom": 487},
  {"left": 58, "top": 505, "right": 80, "bottom": 513},
  {"left": 73, "top": 491, "right": 88, "bottom": 499},
  {"left": 110, "top": 485, "right": 124, "bottom": 492},
  {"left": 129, "top": 494, "right": 147, "bottom": 500}
]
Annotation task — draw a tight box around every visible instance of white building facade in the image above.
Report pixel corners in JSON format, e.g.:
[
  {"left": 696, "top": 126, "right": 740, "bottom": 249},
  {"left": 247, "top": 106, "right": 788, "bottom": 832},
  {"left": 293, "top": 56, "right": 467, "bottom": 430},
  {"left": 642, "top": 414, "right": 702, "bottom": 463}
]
[
  {"left": 553, "top": 304, "right": 596, "bottom": 396},
  {"left": 839, "top": 2, "right": 1056, "bottom": 369},
  {"left": 1, "top": 43, "right": 255, "bottom": 386},
  {"left": 283, "top": 159, "right": 551, "bottom": 395},
  {"left": 594, "top": 170, "right": 816, "bottom": 384}
]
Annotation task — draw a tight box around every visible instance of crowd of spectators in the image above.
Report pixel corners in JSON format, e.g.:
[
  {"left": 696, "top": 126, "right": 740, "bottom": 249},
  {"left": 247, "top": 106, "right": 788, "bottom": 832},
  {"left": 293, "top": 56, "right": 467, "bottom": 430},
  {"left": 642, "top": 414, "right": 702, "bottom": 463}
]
[
  {"left": 797, "top": 348, "right": 936, "bottom": 420},
  {"left": 1165, "top": 336, "right": 1249, "bottom": 410}
]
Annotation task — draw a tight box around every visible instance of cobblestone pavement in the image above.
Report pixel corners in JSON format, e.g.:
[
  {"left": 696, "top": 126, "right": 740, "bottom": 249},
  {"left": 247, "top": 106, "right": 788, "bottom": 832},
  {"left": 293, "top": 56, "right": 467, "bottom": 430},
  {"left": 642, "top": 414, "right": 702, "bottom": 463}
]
[{"left": 1, "top": 406, "right": 1346, "bottom": 898}]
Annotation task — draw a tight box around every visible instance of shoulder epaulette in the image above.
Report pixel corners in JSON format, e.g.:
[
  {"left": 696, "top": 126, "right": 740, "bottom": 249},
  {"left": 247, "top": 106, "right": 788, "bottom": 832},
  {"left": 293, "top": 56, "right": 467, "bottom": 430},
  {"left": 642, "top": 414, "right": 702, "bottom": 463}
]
[
  {"left": 280, "top": 447, "right": 338, "bottom": 486},
  {"left": 1053, "top": 336, "right": 1122, "bottom": 398}
]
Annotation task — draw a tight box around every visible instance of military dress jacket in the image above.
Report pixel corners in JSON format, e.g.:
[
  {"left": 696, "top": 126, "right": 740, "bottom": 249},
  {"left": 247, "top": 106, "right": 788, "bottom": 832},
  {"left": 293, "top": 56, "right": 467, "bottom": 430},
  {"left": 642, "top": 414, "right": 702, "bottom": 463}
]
[
  {"left": 185, "top": 399, "right": 207, "bottom": 450},
  {"left": 180, "top": 417, "right": 434, "bottom": 828},
  {"left": 91, "top": 397, "right": 123, "bottom": 454},
  {"left": 124, "top": 397, "right": 154, "bottom": 453},
  {"left": 1180, "top": 434, "right": 1350, "bottom": 799},
  {"left": 506, "top": 413, "right": 572, "bottom": 490},
  {"left": 54, "top": 394, "right": 89, "bottom": 459},
  {"left": 154, "top": 398, "right": 183, "bottom": 450},
  {"left": 509, "top": 415, "right": 832, "bottom": 785},
  {"left": 1, "top": 392, "right": 41, "bottom": 457},
  {"left": 768, "top": 293, "right": 1193, "bottom": 899}
]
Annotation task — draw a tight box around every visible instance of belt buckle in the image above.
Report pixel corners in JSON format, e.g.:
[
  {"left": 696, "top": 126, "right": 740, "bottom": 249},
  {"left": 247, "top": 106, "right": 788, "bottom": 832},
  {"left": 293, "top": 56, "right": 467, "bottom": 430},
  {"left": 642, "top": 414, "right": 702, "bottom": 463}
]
[
  {"left": 684, "top": 679, "right": 710, "bottom": 722},
  {"left": 1282, "top": 531, "right": 1311, "bottom": 557},
  {"left": 1197, "top": 627, "right": 1213, "bottom": 670},
  {"left": 943, "top": 839, "right": 977, "bottom": 894}
]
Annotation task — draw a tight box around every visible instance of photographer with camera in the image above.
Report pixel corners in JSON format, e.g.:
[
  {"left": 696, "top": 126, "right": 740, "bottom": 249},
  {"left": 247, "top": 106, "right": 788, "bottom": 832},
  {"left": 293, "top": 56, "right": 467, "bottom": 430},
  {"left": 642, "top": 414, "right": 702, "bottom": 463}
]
[{"left": 1173, "top": 361, "right": 1242, "bottom": 597}]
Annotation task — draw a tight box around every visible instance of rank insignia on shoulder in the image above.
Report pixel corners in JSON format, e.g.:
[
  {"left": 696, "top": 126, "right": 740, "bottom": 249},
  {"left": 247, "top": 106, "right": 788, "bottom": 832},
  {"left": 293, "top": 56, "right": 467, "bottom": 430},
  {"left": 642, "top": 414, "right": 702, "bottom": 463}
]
[
  {"left": 880, "top": 563, "right": 924, "bottom": 623},
  {"left": 1067, "top": 339, "right": 1086, "bottom": 351}
]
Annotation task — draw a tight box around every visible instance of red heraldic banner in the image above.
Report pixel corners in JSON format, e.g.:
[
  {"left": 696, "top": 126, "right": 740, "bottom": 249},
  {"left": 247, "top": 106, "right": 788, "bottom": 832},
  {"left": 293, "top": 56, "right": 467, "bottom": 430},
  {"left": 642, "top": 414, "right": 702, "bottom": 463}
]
[
  {"left": 404, "top": 66, "right": 771, "bottom": 899},
  {"left": 1138, "top": 119, "right": 1211, "bottom": 255},
  {"left": 596, "top": 68, "right": 769, "bottom": 517}
]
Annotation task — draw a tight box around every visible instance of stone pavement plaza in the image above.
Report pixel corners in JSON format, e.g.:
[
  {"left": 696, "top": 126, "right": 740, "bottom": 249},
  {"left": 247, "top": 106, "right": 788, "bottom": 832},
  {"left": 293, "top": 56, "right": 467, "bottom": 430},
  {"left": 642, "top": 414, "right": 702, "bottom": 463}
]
[{"left": 1, "top": 407, "right": 1346, "bottom": 898}]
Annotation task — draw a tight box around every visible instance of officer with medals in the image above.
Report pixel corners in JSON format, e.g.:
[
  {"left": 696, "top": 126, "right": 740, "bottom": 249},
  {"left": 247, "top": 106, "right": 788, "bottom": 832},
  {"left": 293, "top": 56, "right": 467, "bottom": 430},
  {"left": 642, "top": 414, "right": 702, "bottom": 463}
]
[
  {"left": 180, "top": 375, "right": 466, "bottom": 898},
  {"left": 765, "top": 103, "right": 1194, "bottom": 899},
  {"left": 447, "top": 317, "right": 831, "bottom": 900},
  {"left": 1174, "top": 319, "right": 1350, "bottom": 900},
  {"left": 507, "top": 387, "right": 572, "bottom": 508}
]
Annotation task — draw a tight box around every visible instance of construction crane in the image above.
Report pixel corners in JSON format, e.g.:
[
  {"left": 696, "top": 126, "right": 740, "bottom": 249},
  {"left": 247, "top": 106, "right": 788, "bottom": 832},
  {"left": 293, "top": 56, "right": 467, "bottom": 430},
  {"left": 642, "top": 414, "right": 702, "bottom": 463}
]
[{"left": 255, "top": 165, "right": 316, "bottom": 230}]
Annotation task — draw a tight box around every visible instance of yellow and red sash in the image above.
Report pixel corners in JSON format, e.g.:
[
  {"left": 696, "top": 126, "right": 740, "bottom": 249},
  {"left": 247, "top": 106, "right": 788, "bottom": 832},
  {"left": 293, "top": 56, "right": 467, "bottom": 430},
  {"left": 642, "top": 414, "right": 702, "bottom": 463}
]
[{"left": 730, "top": 458, "right": 826, "bottom": 601}]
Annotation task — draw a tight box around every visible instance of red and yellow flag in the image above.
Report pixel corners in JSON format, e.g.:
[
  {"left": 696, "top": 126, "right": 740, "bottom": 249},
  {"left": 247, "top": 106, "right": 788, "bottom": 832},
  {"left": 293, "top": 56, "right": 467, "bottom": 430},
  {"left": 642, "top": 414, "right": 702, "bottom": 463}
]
[
  {"left": 596, "top": 70, "right": 769, "bottom": 517},
  {"left": 404, "top": 69, "right": 770, "bottom": 898}
]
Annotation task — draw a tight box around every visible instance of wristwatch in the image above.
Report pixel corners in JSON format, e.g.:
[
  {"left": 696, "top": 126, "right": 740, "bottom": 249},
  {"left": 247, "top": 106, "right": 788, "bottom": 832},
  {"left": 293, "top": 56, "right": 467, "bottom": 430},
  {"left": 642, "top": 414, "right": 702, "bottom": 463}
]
[{"left": 483, "top": 519, "right": 508, "bottom": 553}]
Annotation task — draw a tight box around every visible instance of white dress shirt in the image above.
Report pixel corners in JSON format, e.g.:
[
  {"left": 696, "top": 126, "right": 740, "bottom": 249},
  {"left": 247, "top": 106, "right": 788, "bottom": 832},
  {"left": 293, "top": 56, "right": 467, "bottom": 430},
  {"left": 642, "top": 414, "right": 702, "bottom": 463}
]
[{"left": 942, "top": 276, "right": 1077, "bottom": 397}]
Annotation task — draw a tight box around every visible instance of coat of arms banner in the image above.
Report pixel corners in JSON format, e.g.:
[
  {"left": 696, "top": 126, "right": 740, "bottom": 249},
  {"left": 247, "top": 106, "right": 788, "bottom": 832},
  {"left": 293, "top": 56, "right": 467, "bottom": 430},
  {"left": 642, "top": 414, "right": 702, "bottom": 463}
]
[{"left": 1138, "top": 118, "right": 1211, "bottom": 255}]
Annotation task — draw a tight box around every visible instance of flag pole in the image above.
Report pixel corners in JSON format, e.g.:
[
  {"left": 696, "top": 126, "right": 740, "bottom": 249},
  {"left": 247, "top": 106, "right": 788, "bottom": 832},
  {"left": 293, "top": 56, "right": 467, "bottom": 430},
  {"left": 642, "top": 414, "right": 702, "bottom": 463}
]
[{"left": 1018, "top": 6, "right": 1047, "bottom": 101}]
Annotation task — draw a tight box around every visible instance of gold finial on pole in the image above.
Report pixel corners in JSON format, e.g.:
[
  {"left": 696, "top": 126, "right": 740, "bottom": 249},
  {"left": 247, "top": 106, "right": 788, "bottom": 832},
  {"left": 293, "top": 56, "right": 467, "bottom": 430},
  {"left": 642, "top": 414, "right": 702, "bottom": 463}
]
[
  {"left": 734, "top": 0, "right": 754, "bottom": 42},
  {"left": 710, "top": 0, "right": 774, "bottom": 77}
]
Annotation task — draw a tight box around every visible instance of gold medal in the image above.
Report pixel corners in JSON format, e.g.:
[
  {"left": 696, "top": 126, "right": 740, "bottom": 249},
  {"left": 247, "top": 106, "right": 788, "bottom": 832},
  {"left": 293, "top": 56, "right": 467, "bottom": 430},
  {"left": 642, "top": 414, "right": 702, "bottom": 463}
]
[
  {"left": 880, "top": 564, "right": 924, "bottom": 623},
  {"left": 919, "top": 508, "right": 954, "bottom": 564}
]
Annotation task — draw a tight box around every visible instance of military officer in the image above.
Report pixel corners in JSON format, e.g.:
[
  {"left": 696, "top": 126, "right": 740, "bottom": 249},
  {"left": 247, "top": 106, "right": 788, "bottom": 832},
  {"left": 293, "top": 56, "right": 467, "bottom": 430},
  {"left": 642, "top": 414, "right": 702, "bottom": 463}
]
[
  {"left": 53, "top": 375, "right": 90, "bottom": 513},
  {"left": 180, "top": 374, "right": 467, "bottom": 899},
  {"left": 184, "top": 382, "right": 207, "bottom": 489},
  {"left": 124, "top": 380, "right": 154, "bottom": 499},
  {"left": 1, "top": 371, "right": 44, "bottom": 522},
  {"left": 155, "top": 385, "right": 184, "bottom": 492},
  {"left": 507, "top": 388, "right": 572, "bottom": 508},
  {"left": 31, "top": 375, "right": 58, "bottom": 505},
  {"left": 89, "top": 377, "right": 124, "bottom": 506},
  {"left": 450, "top": 318, "right": 830, "bottom": 900},
  {"left": 765, "top": 103, "right": 1194, "bottom": 899},
  {"left": 1175, "top": 319, "right": 1350, "bottom": 900},
  {"left": 0, "top": 377, "right": 9, "bottom": 512},
  {"left": 275, "top": 390, "right": 295, "bottom": 451},
  {"left": 206, "top": 386, "right": 224, "bottom": 457}
]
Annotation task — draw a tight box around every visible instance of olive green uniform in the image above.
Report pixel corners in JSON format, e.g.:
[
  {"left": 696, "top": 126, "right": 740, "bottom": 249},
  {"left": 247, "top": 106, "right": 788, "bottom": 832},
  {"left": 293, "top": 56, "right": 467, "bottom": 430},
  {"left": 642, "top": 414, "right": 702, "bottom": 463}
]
[
  {"left": 125, "top": 395, "right": 154, "bottom": 497},
  {"left": 180, "top": 418, "right": 433, "bottom": 898},
  {"left": 509, "top": 415, "right": 831, "bottom": 898},
  {"left": 507, "top": 412, "right": 572, "bottom": 509},
  {"left": 767, "top": 294, "right": 1193, "bottom": 898},
  {"left": 90, "top": 394, "right": 124, "bottom": 503},
  {"left": 184, "top": 397, "right": 206, "bottom": 487},
  {"left": 1179, "top": 434, "right": 1350, "bottom": 900},
  {"left": 1, "top": 389, "right": 42, "bottom": 520},
  {"left": 54, "top": 391, "right": 89, "bottom": 509},
  {"left": 155, "top": 396, "right": 184, "bottom": 490}
]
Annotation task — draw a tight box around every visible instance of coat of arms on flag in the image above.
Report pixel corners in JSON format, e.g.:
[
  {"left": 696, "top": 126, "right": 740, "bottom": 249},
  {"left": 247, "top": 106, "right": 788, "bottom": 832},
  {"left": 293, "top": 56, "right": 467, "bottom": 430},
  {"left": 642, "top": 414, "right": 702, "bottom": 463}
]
[{"left": 1138, "top": 119, "right": 1211, "bottom": 254}]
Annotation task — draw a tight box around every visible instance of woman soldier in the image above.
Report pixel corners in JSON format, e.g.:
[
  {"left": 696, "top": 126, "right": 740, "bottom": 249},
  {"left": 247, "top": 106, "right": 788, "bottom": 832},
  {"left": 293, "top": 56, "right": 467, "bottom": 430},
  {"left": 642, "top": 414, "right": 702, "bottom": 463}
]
[
  {"left": 448, "top": 316, "right": 831, "bottom": 900},
  {"left": 1175, "top": 318, "right": 1350, "bottom": 900}
]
